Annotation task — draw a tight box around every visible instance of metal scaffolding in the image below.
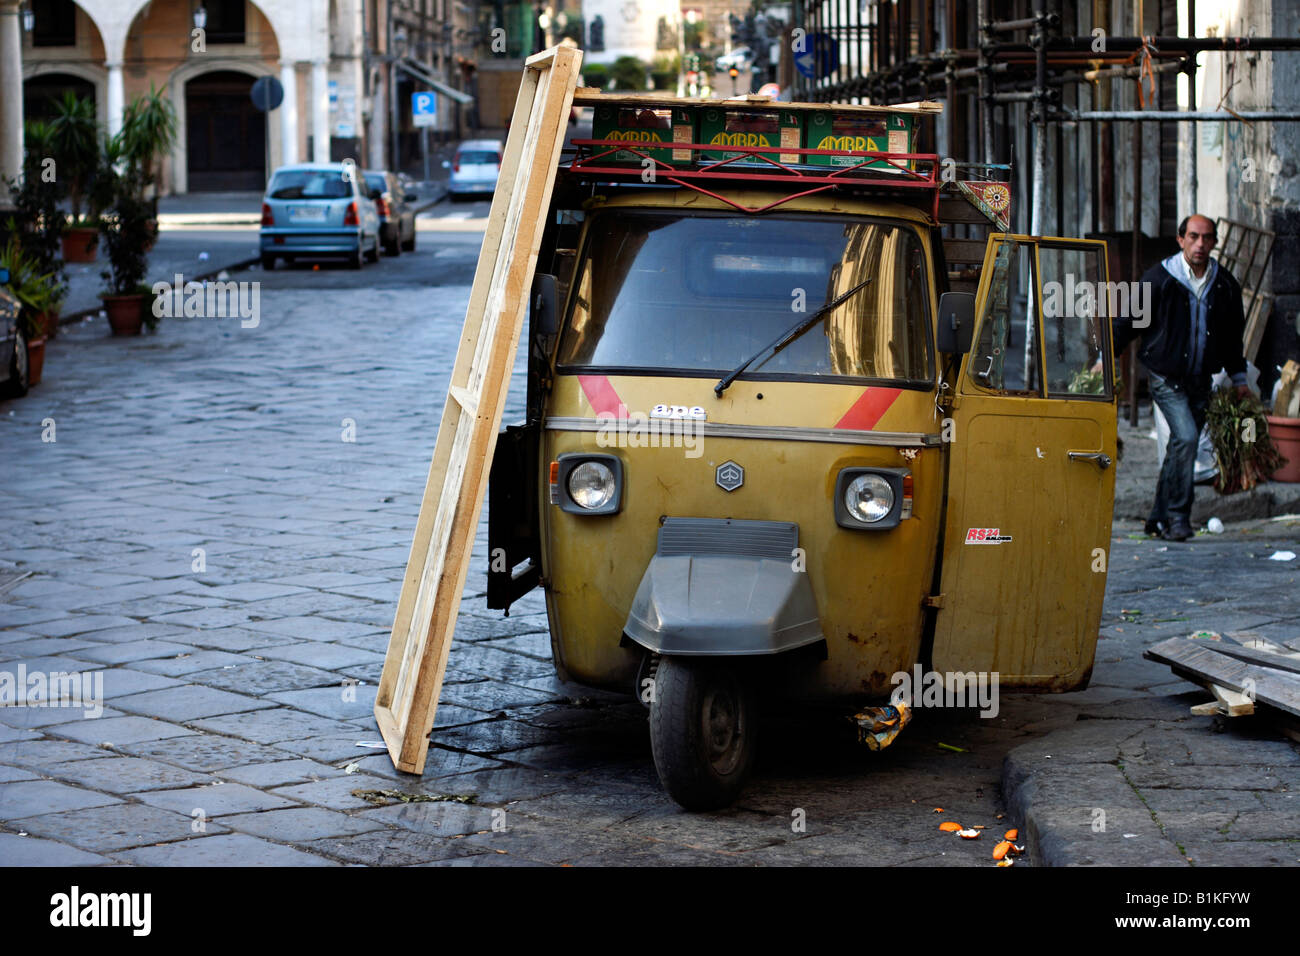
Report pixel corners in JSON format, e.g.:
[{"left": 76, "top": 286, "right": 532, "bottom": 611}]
[{"left": 788, "top": 0, "right": 1300, "bottom": 421}]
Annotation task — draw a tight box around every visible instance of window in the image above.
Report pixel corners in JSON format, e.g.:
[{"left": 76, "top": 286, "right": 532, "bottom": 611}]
[
  {"left": 268, "top": 170, "right": 352, "bottom": 199},
  {"left": 1038, "top": 244, "right": 1112, "bottom": 399},
  {"left": 33, "top": 0, "right": 77, "bottom": 47},
  {"left": 557, "top": 211, "right": 934, "bottom": 385},
  {"left": 206, "top": 0, "right": 247, "bottom": 45},
  {"left": 457, "top": 150, "right": 500, "bottom": 165},
  {"left": 970, "top": 240, "right": 1040, "bottom": 394}
]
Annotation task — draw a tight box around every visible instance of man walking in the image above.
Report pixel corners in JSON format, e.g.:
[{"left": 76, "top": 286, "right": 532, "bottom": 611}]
[{"left": 1114, "top": 214, "right": 1251, "bottom": 541}]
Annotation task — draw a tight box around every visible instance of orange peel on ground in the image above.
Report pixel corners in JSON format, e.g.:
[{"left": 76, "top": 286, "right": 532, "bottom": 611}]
[{"left": 939, "top": 821, "right": 963, "bottom": 832}]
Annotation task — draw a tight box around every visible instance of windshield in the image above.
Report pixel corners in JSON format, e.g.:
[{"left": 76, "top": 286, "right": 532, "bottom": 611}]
[
  {"left": 458, "top": 150, "right": 500, "bottom": 165},
  {"left": 556, "top": 211, "right": 934, "bottom": 384},
  {"left": 268, "top": 170, "right": 352, "bottom": 200},
  {"left": 363, "top": 174, "right": 387, "bottom": 194}
]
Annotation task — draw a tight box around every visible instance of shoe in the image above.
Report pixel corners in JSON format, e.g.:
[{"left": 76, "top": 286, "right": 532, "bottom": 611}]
[
  {"left": 1163, "top": 520, "right": 1193, "bottom": 541},
  {"left": 1144, "top": 518, "right": 1165, "bottom": 537}
]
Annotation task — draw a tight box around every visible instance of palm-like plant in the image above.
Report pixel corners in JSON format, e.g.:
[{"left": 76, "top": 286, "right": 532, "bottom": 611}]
[
  {"left": 120, "top": 86, "right": 177, "bottom": 201},
  {"left": 47, "top": 91, "right": 101, "bottom": 224}
]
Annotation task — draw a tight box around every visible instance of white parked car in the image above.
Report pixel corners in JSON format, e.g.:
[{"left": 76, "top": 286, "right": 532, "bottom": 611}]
[
  {"left": 714, "top": 47, "right": 753, "bottom": 72},
  {"left": 446, "top": 140, "right": 503, "bottom": 199}
]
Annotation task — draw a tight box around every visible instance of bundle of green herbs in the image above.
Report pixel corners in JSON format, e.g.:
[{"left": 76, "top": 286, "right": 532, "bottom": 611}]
[{"left": 1206, "top": 386, "right": 1284, "bottom": 493}]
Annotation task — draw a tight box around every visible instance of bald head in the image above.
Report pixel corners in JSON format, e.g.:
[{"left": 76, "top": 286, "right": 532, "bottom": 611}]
[{"left": 1177, "top": 214, "right": 1217, "bottom": 276}]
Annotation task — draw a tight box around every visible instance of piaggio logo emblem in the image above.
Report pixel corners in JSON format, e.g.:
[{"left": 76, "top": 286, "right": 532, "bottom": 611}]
[{"left": 716, "top": 461, "right": 744, "bottom": 492}]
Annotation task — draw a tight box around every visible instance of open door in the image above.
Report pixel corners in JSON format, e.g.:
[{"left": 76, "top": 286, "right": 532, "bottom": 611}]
[{"left": 931, "top": 235, "right": 1117, "bottom": 691}]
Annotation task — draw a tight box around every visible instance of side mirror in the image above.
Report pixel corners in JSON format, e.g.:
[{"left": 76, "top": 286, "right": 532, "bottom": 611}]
[
  {"left": 530, "top": 273, "right": 558, "bottom": 338},
  {"left": 936, "top": 291, "right": 975, "bottom": 355},
  {"left": 441, "top": 160, "right": 451, "bottom": 169}
]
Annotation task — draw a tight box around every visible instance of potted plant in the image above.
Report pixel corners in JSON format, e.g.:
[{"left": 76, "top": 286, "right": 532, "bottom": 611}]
[
  {"left": 6, "top": 121, "right": 69, "bottom": 337},
  {"left": 0, "top": 238, "right": 53, "bottom": 385},
  {"left": 49, "top": 92, "right": 103, "bottom": 262},
  {"left": 119, "top": 86, "right": 177, "bottom": 244},
  {"left": 98, "top": 166, "right": 156, "bottom": 336}
]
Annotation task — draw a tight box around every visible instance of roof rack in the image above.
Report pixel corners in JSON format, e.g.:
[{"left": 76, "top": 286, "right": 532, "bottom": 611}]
[
  {"left": 563, "top": 139, "right": 942, "bottom": 217},
  {"left": 561, "top": 92, "right": 1008, "bottom": 222}
]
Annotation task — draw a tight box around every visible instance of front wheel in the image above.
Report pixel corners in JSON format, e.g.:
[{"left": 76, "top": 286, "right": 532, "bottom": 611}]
[{"left": 649, "top": 657, "right": 756, "bottom": 810}]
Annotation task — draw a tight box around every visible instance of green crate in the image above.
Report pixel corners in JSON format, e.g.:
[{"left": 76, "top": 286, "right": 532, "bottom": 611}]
[
  {"left": 698, "top": 107, "right": 803, "bottom": 164},
  {"left": 590, "top": 104, "right": 696, "bottom": 164},
  {"left": 805, "top": 112, "right": 915, "bottom": 168}
]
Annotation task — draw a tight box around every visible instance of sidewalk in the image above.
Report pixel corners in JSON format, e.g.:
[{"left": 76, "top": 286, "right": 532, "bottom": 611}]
[
  {"left": 1114, "top": 407, "right": 1300, "bottom": 523},
  {"left": 59, "top": 184, "right": 450, "bottom": 323},
  {"left": 1000, "top": 513, "right": 1300, "bottom": 867}
]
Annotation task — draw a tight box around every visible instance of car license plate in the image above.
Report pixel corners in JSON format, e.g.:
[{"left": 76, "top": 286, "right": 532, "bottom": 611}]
[{"left": 290, "top": 205, "right": 326, "bottom": 222}]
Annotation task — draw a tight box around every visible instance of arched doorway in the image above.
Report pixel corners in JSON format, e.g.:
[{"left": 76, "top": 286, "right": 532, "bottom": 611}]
[
  {"left": 23, "top": 73, "right": 96, "bottom": 125},
  {"left": 185, "top": 71, "right": 266, "bottom": 191}
]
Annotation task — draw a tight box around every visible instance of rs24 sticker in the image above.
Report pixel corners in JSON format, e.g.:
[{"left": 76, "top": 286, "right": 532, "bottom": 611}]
[{"left": 966, "top": 527, "right": 1013, "bottom": 544}]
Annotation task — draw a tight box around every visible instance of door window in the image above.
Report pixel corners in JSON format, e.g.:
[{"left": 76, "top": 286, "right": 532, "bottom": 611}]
[
  {"left": 969, "top": 240, "right": 1040, "bottom": 394},
  {"left": 1037, "top": 244, "right": 1113, "bottom": 400}
]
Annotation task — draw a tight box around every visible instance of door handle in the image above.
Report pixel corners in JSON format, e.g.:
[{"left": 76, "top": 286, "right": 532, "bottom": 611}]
[{"left": 1068, "top": 451, "right": 1112, "bottom": 470}]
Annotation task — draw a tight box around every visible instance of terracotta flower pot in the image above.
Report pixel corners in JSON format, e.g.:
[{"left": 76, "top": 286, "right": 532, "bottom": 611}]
[
  {"left": 1266, "top": 415, "right": 1300, "bottom": 483},
  {"left": 39, "top": 309, "right": 60, "bottom": 339},
  {"left": 62, "top": 226, "right": 99, "bottom": 263},
  {"left": 102, "top": 294, "right": 145, "bottom": 336},
  {"left": 26, "top": 336, "right": 46, "bottom": 386}
]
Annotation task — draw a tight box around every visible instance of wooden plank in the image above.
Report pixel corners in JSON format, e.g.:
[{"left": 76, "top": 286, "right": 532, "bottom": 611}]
[
  {"left": 938, "top": 198, "right": 995, "bottom": 225},
  {"left": 1271, "top": 360, "right": 1299, "bottom": 417},
  {"left": 1209, "top": 683, "right": 1256, "bottom": 716},
  {"left": 572, "top": 89, "right": 944, "bottom": 116},
  {"left": 1212, "top": 637, "right": 1300, "bottom": 675},
  {"left": 1145, "top": 637, "right": 1300, "bottom": 719},
  {"left": 374, "top": 43, "right": 583, "bottom": 775},
  {"left": 942, "top": 238, "right": 989, "bottom": 262}
]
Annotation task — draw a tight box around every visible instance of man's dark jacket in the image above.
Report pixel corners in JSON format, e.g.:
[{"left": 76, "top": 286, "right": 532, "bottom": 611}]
[{"left": 1113, "top": 257, "right": 1247, "bottom": 387}]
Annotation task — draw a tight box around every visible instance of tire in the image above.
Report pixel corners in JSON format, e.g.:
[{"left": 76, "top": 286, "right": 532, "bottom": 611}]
[
  {"left": 261, "top": 254, "right": 276, "bottom": 271},
  {"left": 366, "top": 234, "right": 381, "bottom": 263},
  {"left": 2, "top": 327, "right": 30, "bottom": 399},
  {"left": 349, "top": 243, "right": 364, "bottom": 270},
  {"left": 649, "top": 657, "right": 756, "bottom": 810},
  {"left": 401, "top": 223, "right": 415, "bottom": 252},
  {"left": 385, "top": 235, "right": 401, "bottom": 256}
]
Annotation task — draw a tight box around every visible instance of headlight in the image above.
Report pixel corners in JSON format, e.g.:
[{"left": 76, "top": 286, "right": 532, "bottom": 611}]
[
  {"left": 844, "top": 474, "right": 894, "bottom": 523},
  {"left": 833, "top": 467, "right": 908, "bottom": 530},
  {"left": 553, "top": 454, "right": 624, "bottom": 515},
  {"left": 567, "top": 461, "right": 615, "bottom": 511}
]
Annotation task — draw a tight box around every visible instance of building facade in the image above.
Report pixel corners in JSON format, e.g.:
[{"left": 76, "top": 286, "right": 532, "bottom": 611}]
[{"left": 14, "top": 0, "right": 396, "bottom": 193}]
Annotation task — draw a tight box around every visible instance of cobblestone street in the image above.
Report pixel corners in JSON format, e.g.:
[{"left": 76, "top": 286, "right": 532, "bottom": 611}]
[{"left": 2, "top": 232, "right": 1299, "bottom": 866}]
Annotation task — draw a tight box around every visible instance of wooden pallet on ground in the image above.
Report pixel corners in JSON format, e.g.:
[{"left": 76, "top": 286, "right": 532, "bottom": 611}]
[{"left": 1145, "top": 634, "right": 1300, "bottom": 742}]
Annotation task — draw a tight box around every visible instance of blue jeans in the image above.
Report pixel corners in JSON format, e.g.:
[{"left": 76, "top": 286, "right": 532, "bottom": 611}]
[{"left": 1149, "top": 371, "right": 1210, "bottom": 525}]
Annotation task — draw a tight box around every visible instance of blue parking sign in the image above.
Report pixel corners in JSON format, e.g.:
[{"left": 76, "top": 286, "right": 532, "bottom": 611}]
[
  {"left": 794, "top": 32, "right": 839, "bottom": 79},
  {"left": 412, "top": 91, "right": 437, "bottom": 127}
]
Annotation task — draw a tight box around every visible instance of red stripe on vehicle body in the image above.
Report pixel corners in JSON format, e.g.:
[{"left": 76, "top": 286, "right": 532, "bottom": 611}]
[
  {"left": 834, "top": 387, "right": 903, "bottom": 430},
  {"left": 578, "top": 375, "right": 628, "bottom": 418}
]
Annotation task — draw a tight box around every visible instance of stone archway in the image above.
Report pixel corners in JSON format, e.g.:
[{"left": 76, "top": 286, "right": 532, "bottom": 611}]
[
  {"left": 165, "top": 58, "right": 280, "bottom": 195},
  {"left": 21, "top": 64, "right": 105, "bottom": 126}
]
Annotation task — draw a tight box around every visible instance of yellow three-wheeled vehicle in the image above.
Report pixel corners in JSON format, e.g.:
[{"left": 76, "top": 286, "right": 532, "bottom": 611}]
[{"left": 488, "top": 93, "right": 1117, "bottom": 809}]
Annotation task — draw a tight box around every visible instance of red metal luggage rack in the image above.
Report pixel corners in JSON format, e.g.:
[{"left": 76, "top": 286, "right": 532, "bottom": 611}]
[{"left": 563, "top": 138, "right": 943, "bottom": 217}]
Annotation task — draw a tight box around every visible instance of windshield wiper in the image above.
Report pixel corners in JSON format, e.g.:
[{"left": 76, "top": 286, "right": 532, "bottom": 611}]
[{"left": 714, "top": 276, "right": 874, "bottom": 397}]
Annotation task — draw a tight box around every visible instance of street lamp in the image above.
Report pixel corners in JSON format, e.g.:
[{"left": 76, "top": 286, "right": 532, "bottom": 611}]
[
  {"left": 21, "top": 3, "right": 34, "bottom": 32},
  {"left": 193, "top": 5, "right": 207, "bottom": 30}
]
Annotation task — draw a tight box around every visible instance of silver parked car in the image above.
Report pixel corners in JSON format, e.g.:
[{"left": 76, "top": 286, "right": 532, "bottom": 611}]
[
  {"left": 446, "top": 140, "right": 503, "bottom": 199},
  {"left": 260, "top": 163, "right": 382, "bottom": 270},
  {"left": 363, "top": 169, "right": 417, "bottom": 256}
]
